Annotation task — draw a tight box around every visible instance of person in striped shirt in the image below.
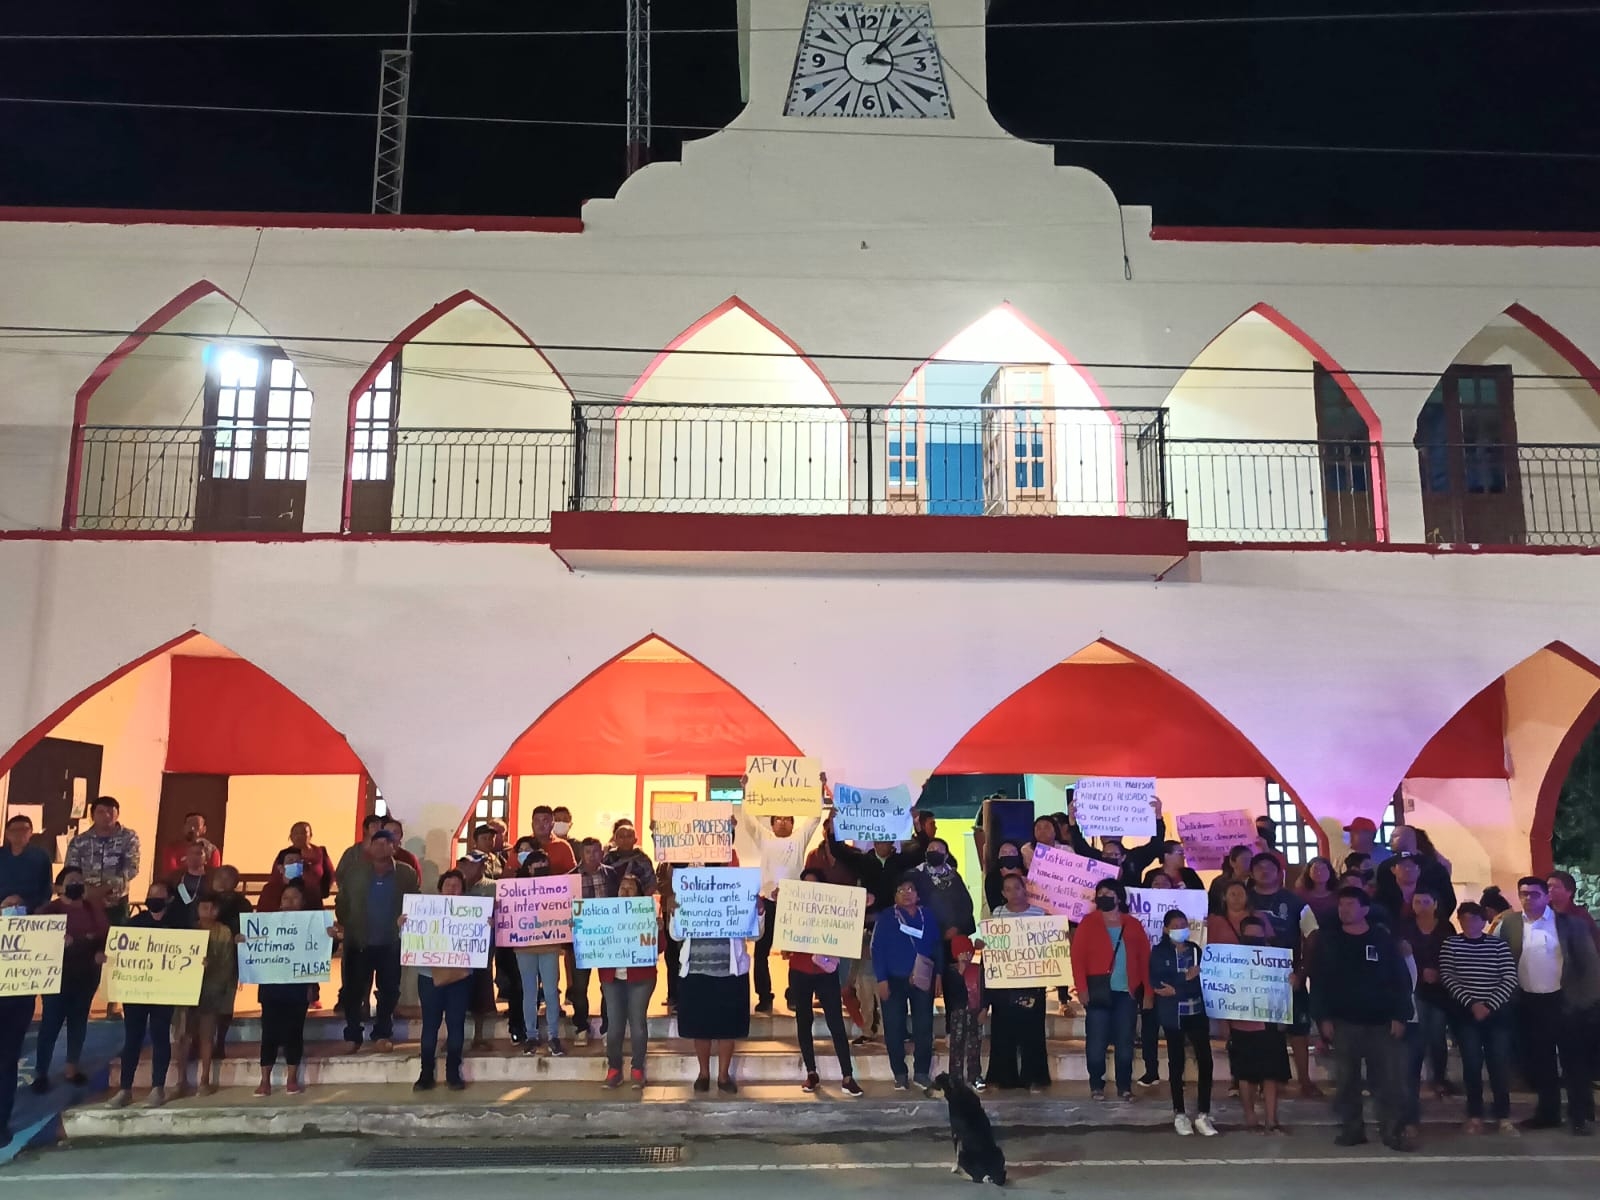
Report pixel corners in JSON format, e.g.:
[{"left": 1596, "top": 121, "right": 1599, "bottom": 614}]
[{"left": 1439, "top": 901, "right": 1519, "bottom": 1133}]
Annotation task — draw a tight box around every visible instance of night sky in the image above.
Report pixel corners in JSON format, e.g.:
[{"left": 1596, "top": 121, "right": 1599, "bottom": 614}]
[{"left": 1, "top": 0, "right": 1596, "bottom": 229}]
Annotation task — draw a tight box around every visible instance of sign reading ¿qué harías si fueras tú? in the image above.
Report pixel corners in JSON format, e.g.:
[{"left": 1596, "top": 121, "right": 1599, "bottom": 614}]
[{"left": 106, "top": 926, "right": 210, "bottom": 1006}]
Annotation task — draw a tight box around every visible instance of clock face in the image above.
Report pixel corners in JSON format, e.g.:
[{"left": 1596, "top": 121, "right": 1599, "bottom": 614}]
[{"left": 785, "top": 2, "right": 953, "bottom": 120}]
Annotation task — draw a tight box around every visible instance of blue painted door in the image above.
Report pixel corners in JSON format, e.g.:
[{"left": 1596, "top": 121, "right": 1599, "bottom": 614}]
[{"left": 926, "top": 440, "right": 983, "bottom": 515}]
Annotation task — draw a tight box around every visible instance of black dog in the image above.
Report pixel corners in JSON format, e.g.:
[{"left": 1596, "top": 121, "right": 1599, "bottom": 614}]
[{"left": 931, "top": 1072, "right": 1007, "bottom": 1186}]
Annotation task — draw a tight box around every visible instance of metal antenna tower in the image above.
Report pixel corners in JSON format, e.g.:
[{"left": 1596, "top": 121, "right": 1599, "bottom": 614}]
[
  {"left": 625, "top": 0, "right": 652, "bottom": 177},
  {"left": 372, "top": 1, "right": 418, "bottom": 214}
]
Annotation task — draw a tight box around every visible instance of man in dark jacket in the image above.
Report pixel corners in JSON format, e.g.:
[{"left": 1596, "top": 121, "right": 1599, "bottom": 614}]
[
  {"left": 1374, "top": 826, "right": 1456, "bottom": 916},
  {"left": 1312, "top": 886, "right": 1416, "bottom": 1151},
  {"left": 335, "top": 830, "right": 420, "bottom": 1053},
  {"left": 1066, "top": 795, "right": 1166, "bottom": 886}
]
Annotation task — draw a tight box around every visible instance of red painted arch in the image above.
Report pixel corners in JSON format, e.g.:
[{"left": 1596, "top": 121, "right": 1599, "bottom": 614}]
[
  {"left": 1504, "top": 303, "right": 1600, "bottom": 398},
  {"left": 932, "top": 638, "right": 1327, "bottom": 855},
  {"left": 892, "top": 303, "right": 1127, "bottom": 514},
  {"left": 63, "top": 280, "right": 280, "bottom": 529},
  {"left": 1532, "top": 642, "right": 1600, "bottom": 876},
  {"left": 618, "top": 296, "right": 846, "bottom": 412},
  {"left": 340, "top": 290, "right": 576, "bottom": 531}
]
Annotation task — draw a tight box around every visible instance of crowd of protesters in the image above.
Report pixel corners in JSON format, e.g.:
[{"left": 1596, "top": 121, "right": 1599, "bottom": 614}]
[{"left": 2, "top": 785, "right": 1598, "bottom": 1152}]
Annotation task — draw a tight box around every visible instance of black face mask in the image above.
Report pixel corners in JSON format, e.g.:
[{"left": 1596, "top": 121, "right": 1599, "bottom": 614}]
[
  {"left": 146, "top": 897, "right": 168, "bottom": 914},
  {"left": 1241, "top": 935, "right": 1266, "bottom": 945},
  {"left": 997, "top": 855, "right": 1023, "bottom": 871},
  {"left": 1095, "top": 895, "right": 1118, "bottom": 913},
  {"left": 925, "top": 851, "right": 949, "bottom": 869},
  {"left": 64, "top": 882, "right": 86, "bottom": 901}
]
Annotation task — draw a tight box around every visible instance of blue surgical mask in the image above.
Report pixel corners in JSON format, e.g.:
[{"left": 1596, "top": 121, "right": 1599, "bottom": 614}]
[
  {"left": 283, "top": 862, "right": 304, "bottom": 880},
  {"left": 1, "top": 905, "right": 24, "bottom": 917},
  {"left": 1169, "top": 928, "right": 1190, "bottom": 944},
  {"left": 516, "top": 850, "right": 532, "bottom": 865}
]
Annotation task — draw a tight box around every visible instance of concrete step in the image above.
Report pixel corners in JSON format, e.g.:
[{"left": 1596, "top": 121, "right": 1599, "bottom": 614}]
[
  {"left": 226, "top": 1010, "right": 1094, "bottom": 1042},
  {"left": 131, "top": 1036, "right": 1338, "bottom": 1089}
]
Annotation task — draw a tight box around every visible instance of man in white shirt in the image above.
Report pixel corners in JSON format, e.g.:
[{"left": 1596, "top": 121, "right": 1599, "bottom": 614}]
[
  {"left": 1495, "top": 875, "right": 1600, "bottom": 1134},
  {"left": 740, "top": 801, "right": 821, "bottom": 1014}
]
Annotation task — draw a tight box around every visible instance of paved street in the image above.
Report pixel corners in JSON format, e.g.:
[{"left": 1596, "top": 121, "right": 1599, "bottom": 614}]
[{"left": 8, "top": 1129, "right": 1600, "bottom": 1198}]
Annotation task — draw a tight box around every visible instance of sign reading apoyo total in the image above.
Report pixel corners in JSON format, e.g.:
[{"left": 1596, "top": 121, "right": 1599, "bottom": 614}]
[{"left": 744, "top": 755, "right": 823, "bottom": 818}]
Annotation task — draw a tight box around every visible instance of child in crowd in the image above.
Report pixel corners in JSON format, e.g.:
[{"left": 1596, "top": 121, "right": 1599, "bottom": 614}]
[
  {"left": 1225, "top": 914, "right": 1290, "bottom": 1133},
  {"left": 172, "top": 892, "right": 239, "bottom": 1096},
  {"left": 946, "top": 934, "right": 985, "bottom": 1088}
]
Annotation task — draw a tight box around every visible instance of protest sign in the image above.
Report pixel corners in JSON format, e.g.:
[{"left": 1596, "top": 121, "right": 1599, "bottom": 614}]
[
  {"left": 0, "top": 915, "right": 65, "bottom": 996},
  {"left": 1200, "top": 942, "right": 1293, "bottom": 1023},
  {"left": 744, "top": 755, "right": 823, "bottom": 818},
  {"left": 106, "top": 926, "right": 209, "bottom": 1005},
  {"left": 1072, "top": 778, "right": 1158, "bottom": 839},
  {"left": 238, "top": 911, "right": 333, "bottom": 984},
  {"left": 401, "top": 894, "right": 493, "bottom": 969},
  {"left": 980, "top": 915, "right": 1073, "bottom": 988},
  {"left": 774, "top": 879, "right": 866, "bottom": 957},
  {"left": 573, "top": 897, "right": 660, "bottom": 969},
  {"left": 1025, "top": 843, "right": 1110, "bottom": 923},
  {"left": 1175, "top": 809, "right": 1257, "bottom": 871},
  {"left": 1126, "top": 888, "right": 1209, "bottom": 947},
  {"left": 671, "top": 867, "right": 763, "bottom": 938},
  {"left": 831, "top": 782, "right": 913, "bottom": 843},
  {"left": 651, "top": 801, "right": 734, "bottom": 865},
  {"left": 494, "top": 874, "right": 577, "bottom": 948}
]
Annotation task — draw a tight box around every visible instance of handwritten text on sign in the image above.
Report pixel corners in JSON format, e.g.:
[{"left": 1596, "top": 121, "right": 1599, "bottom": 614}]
[
  {"left": 1175, "top": 809, "right": 1257, "bottom": 871},
  {"left": 651, "top": 801, "right": 734, "bottom": 865},
  {"left": 831, "top": 783, "right": 913, "bottom": 843},
  {"left": 1072, "top": 778, "right": 1158, "bottom": 839},
  {"left": 573, "top": 897, "right": 659, "bottom": 969},
  {"left": 744, "top": 755, "right": 823, "bottom": 818},
  {"left": 106, "top": 926, "right": 209, "bottom": 1005},
  {"left": 0, "top": 915, "right": 66, "bottom": 996},
  {"left": 238, "top": 911, "right": 333, "bottom": 984},
  {"left": 672, "top": 867, "right": 763, "bottom": 938},
  {"left": 980, "top": 915, "right": 1074, "bottom": 988},
  {"left": 1126, "top": 888, "right": 1209, "bottom": 947},
  {"left": 494, "top": 875, "right": 576, "bottom": 948},
  {"left": 401, "top": 894, "right": 493, "bottom": 969},
  {"left": 1200, "top": 942, "right": 1292, "bottom": 1024},
  {"left": 774, "top": 879, "right": 866, "bottom": 957},
  {"left": 1025, "top": 843, "right": 1112, "bottom": 923}
]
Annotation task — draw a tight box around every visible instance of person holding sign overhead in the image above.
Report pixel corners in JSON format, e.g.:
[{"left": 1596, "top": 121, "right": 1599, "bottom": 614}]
[
  {"left": 870, "top": 878, "right": 943, "bottom": 1091},
  {"left": 1072, "top": 878, "right": 1150, "bottom": 1102},
  {"left": 739, "top": 770, "right": 823, "bottom": 1015}
]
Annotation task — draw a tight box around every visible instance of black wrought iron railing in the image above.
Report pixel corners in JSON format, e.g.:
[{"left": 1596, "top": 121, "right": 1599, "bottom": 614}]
[
  {"left": 569, "top": 401, "right": 1170, "bottom": 517},
  {"left": 348, "top": 427, "right": 573, "bottom": 533},
  {"left": 1417, "top": 441, "right": 1600, "bottom": 546},
  {"left": 75, "top": 424, "right": 210, "bottom": 530},
  {"left": 1165, "top": 438, "right": 1381, "bottom": 543}
]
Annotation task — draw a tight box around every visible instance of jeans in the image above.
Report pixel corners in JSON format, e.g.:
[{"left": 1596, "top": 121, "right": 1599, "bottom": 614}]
[
  {"left": 1140, "top": 1004, "right": 1161, "bottom": 1079},
  {"left": 0, "top": 994, "right": 32, "bottom": 1134},
  {"left": 1084, "top": 991, "right": 1137, "bottom": 1094},
  {"left": 119, "top": 1003, "right": 173, "bottom": 1092},
  {"left": 1416, "top": 994, "right": 1451, "bottom": 1084},
  {"left": 517, "top": 951, "right": 564, "bottom": 1041},
  {"left": 754, "top": 897, "right": 779, "bottom": 1004},
  {"left": 1165, "top": 1012, "right": 1213, "bottom": 1114},
  {"left": 567, "top": 954, "right": 592, "bottom": 1035},
  {"left": 1401, "top": 1022, "right": 1424, "bottom": 1126},
  {"left": 495, "top": 946, "right": 525, "bottom": 1035},
  {"left": 791, "top": 967, "right": 853, "bottom": 1077},
  {"left": 341, "top": 942, "right": 402, "bottom": 1044},
  {"left": 1456, "top": 1006, "right": 1514, "bottom": 1120},
  {"left": 1520, "top": 990, "right": 1595, "bottom": 1124},
  {"left": 418, "top": 973, "right": 470, "bottom": 1083},
  {"left": 882, "top": 976, "right": 935, "bottom": 1082},
  {"left": 601, "top": 978, "right": 653, "bottom": 1072},
  {"left": 1331, "top": 1019, "right": 1405, "bottom": 1140},
  {"left": 36, "top": 983, "right": 96, "bottom": 1075}
]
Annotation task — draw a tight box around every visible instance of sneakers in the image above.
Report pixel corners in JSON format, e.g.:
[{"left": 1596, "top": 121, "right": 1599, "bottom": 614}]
[
  {"left": 573, "top": 1030, "right": 590, "bottom": 1048},
  {"left": 1090, "top": 1089, "right": 1106, "bottom": 1101},
  {"left": 143, "top": 1088, "right": 167, "bottom": 1109},
  {"left": 1194, "top": 1114, "right": 1219, "bottom": 1137},
  {"left": 841, "top": 1077, "right": 863, "bottom": 1097},
  {"left": 913, "top": 1074, "right": 934, "bottom": 1090},
  {"left": 253, "top": 1082, "right": 272, "bottom": 1098},
  {"left": 1117, "top": 1092, "right": 1134, "bottom": 1103},
  {"left": 973, "top": 1078, "right": 988, "bottom": 1092},
  {"left": 523, "top": 1040, "right": 544, "bottom": 1056},
  {"left": 893, "top": 1077, "right": 909, "bottom": 1091},
  {"left": 1174, "top": 1113, "right": 1195, "bottom": 1137},
  {"left": 414, "top": 1075, "right": 436, "bottom": 1092},
  {"left": 802, "top": 1072, "right": 821, "bottom": 1094},
  {"left": 550, "top": 1040, "right": 568, "bottom": 1058},
  {"left": 1138, "top": 1072, "right": 1161, "bottom": 1088},
  {"left": 630, "top": 1068, "right": 646, "bottom": 1090},
  {"left": 604, "top": 1068, "right": 624, "bottom": 1089},
  {"left": 105, "top": 1090, "right": 133, "bottom": 1109}
]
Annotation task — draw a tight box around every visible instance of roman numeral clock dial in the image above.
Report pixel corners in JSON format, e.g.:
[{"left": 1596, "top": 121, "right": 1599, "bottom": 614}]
[{"left": 785, "top": 2, "right": 953, "bottom": 119}]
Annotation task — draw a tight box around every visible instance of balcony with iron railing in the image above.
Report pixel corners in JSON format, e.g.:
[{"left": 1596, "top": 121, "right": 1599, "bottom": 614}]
[{"left": 63, "top": 407, "right": 1600, "bottom": 548}]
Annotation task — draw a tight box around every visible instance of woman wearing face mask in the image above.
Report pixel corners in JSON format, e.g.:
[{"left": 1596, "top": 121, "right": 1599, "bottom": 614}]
[
  {"left": 258, "top": 847, "right": 306, "bottom": 914},
  {"left": 1149, "top": 909, "right": 1217, "bottom": 1136},
  {"left": 870, "top": 878, "right": 943, "bottom": 1090},
  {"left": 984, "top": 841, "right": 1025, "bottom": 915},
  {"left": 513, "top": 844, "right": 568, "bottom": 1056},
  {"left": 912, "top": 838, "right": 975, "bottom": 1043},
  {"left": 252, "top": 878, "right": 334, "bottom": 1096},
  {"left": 1071, "top": 878, "right": 1149, "bottom": 1101},
  {"left": 32, "top": 866, "right": 108, "bottom": 1094},
  {"left": 105, "top": 881, "right": 182, "bottom": 1109}
]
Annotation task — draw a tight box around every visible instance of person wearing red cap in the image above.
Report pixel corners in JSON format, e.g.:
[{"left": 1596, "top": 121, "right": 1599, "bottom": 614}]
[
  {"left": 1345, "top": 817, "right": 1392, "bottom": 869},
  {"left": 946, "top": 933, "right": 985, "bottom": 1088}
]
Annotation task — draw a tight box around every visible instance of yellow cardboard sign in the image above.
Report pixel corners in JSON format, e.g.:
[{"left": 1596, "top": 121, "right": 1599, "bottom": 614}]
[
  {"left": 744, "top": 755, "right": 823, "bottom": 817},
  {"left": 106, "top": 926, "right": 210, "bottom": 1006},
  {"left": 0, "top": 915, "right": 66, "bottom": 996},
  {"left": 774, "top": 879, "right": 866, "bottom": 957},
  {"left": 980, "top": 914, "right": 1073, "bottom": 989}
]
